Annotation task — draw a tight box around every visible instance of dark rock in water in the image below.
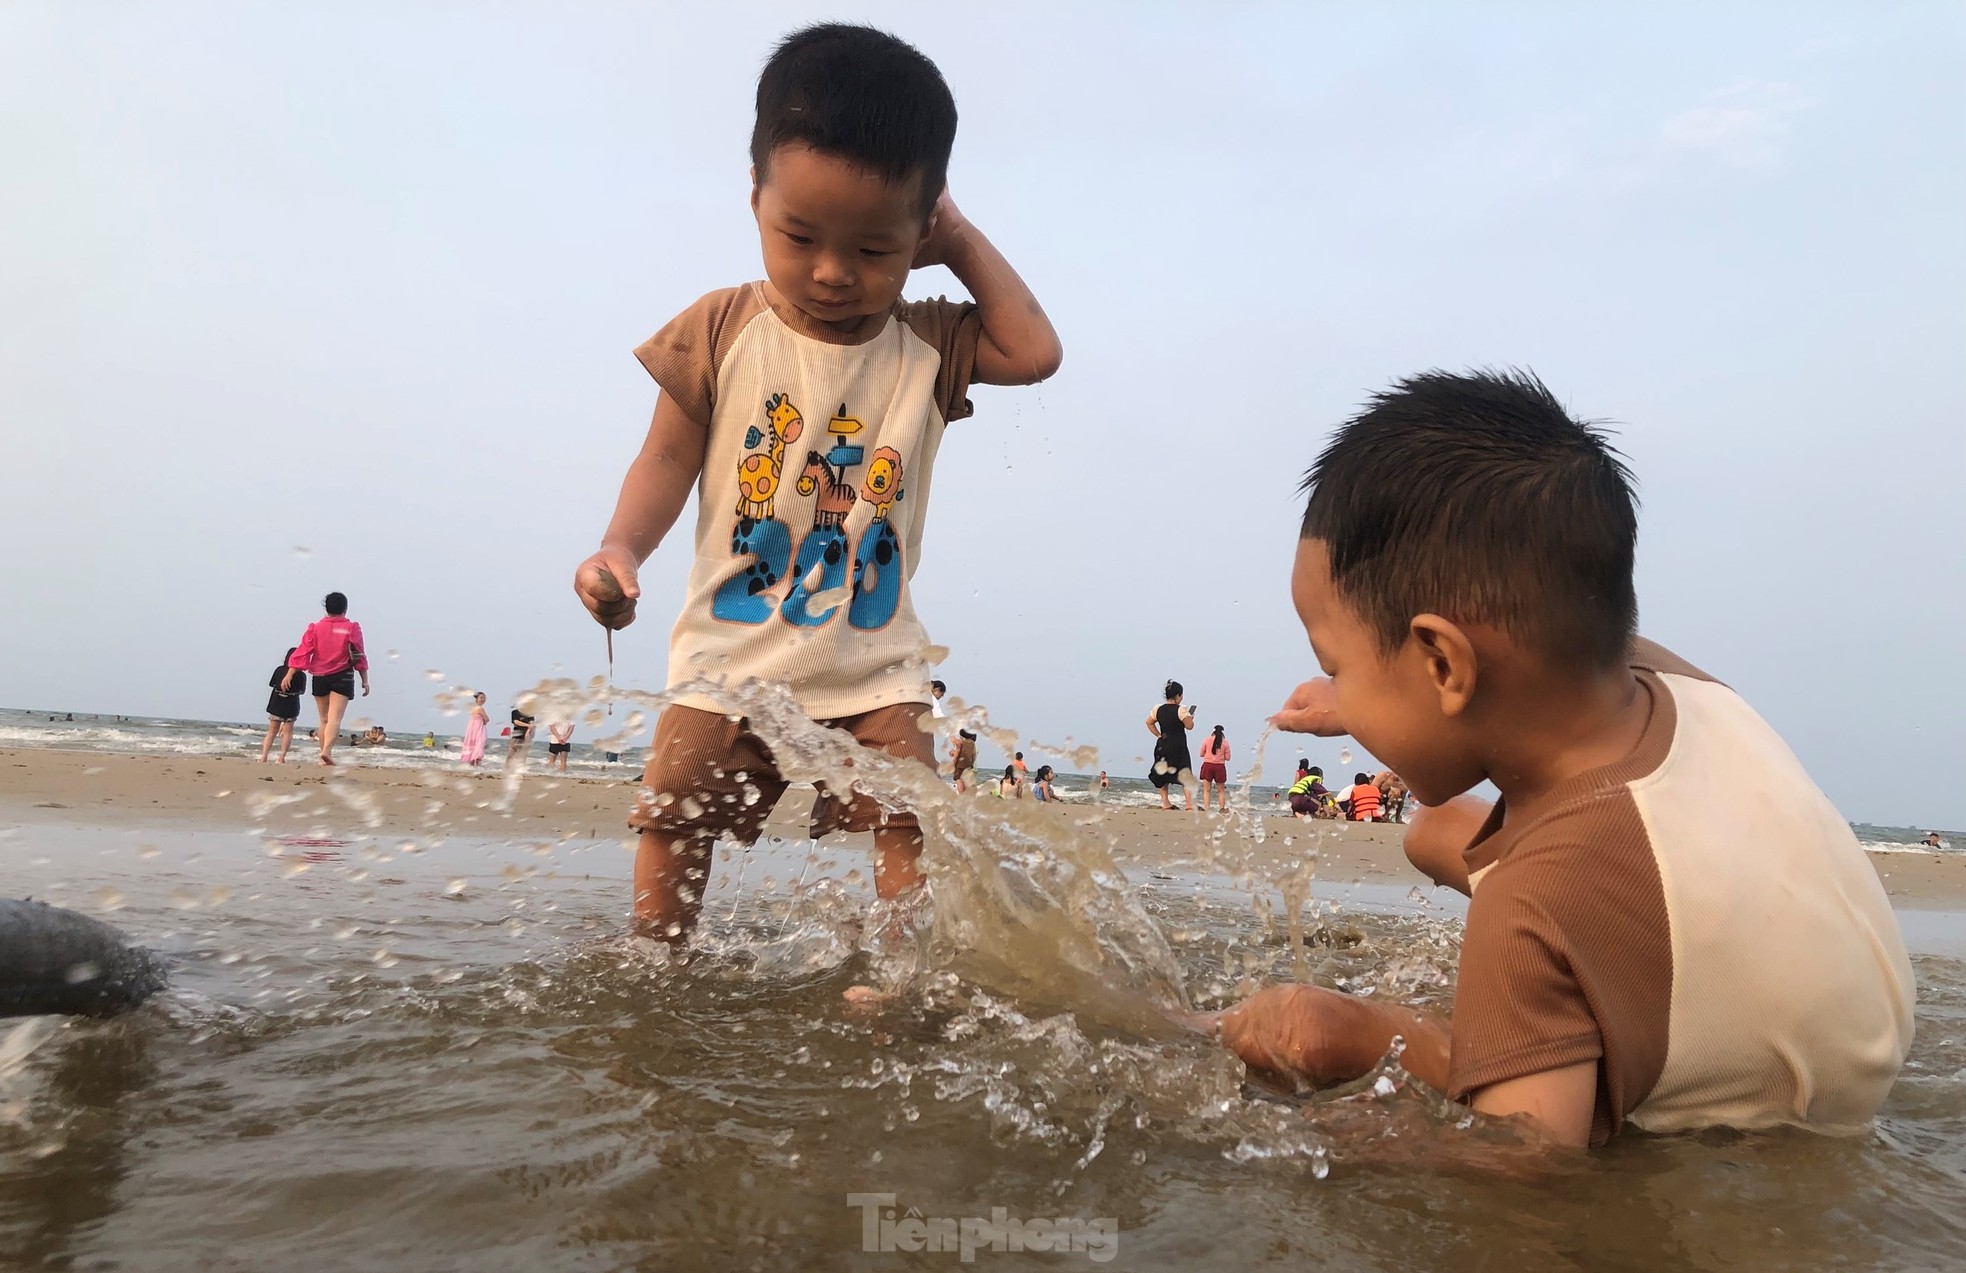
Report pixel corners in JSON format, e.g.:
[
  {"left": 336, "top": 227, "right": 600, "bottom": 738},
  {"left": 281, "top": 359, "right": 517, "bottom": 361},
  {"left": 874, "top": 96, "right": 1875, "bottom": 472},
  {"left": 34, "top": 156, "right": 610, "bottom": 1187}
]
[{"left": 0, "top": 898, "right": 167, "bottom": 1019}]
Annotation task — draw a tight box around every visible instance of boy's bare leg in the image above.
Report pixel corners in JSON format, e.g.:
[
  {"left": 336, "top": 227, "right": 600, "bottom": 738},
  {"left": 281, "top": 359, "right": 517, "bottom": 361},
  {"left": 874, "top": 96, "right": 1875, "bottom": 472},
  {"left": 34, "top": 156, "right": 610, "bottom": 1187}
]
[
  {"left": 872, "top": 825, "right": 924, "bottom": 899},
  {"left": 259, "top": 719, "right": 277, "bottom": 763},
  {"left": 633, "top": 827, "right": 714, "bottom": 940},
  {"left": 277, "top": 721, "right": 293, "bottom": 763}
]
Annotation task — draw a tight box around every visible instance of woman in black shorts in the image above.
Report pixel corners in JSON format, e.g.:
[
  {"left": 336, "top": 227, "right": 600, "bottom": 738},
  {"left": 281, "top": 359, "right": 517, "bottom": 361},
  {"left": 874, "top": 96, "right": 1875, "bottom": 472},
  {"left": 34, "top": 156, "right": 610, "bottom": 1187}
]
[{"left": 259, "top": 647, "right": 306, "bottom": 764}]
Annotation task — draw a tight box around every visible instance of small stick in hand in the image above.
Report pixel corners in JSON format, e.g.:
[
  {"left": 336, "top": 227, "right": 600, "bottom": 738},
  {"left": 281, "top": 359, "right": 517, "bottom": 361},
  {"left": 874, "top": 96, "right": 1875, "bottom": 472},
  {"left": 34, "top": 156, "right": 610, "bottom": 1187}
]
[{"left": 594, "top": 566, "right": 625, "bottom": 714}]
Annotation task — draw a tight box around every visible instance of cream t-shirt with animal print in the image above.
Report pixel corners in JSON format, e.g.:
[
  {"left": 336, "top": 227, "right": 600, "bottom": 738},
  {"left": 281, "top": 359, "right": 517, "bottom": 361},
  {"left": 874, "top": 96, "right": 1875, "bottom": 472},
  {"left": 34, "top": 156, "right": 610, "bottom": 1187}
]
[{"left": 635, "top": 282, "right": 979, "bottom": 720}]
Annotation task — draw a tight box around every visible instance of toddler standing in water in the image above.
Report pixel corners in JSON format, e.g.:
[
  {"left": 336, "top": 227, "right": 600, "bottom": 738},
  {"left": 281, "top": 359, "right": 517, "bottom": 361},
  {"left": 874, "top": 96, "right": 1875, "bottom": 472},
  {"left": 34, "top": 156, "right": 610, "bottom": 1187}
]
[
  {"left": 1216, "top": 371, "right": 1913, "bottom": 1148},
  {"left": 573, "top": 24, "right": 1061, "bottom": 939}
]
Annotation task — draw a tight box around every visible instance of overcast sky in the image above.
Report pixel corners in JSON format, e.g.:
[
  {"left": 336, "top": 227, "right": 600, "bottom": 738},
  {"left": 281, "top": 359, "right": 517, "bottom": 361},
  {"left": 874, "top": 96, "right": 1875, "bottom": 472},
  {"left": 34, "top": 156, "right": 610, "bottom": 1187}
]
[{"left": 3, "top": 3, "right": 1961, "bottom": 826}]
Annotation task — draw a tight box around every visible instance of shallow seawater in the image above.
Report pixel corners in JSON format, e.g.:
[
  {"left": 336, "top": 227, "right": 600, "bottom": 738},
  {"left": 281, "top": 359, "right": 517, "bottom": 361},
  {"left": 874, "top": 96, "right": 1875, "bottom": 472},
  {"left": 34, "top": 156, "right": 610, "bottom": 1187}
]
[{"left": 5, "top": 813, "right": 1966, "bottom": 1273}]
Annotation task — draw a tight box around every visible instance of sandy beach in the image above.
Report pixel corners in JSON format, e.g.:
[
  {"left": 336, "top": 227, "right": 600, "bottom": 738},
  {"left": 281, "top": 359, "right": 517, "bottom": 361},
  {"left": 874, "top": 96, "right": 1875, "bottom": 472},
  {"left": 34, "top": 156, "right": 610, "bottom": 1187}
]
[{"left": 8, "top": 746, "right": 1963, "bottom": 908}]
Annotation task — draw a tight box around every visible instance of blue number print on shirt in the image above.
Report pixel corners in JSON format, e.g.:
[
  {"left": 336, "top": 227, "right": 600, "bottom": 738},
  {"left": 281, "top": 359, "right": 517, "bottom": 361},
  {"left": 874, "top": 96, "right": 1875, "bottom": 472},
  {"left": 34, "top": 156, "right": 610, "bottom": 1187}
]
[
  {"left": 849, "top": 520, "right": 903, "bottom": 630},
  {"left": 780, "top": 526, "right": 850, "bottom": 627},
  {"left": 712, "top": 516, "right": 793, "bottom": 623}
]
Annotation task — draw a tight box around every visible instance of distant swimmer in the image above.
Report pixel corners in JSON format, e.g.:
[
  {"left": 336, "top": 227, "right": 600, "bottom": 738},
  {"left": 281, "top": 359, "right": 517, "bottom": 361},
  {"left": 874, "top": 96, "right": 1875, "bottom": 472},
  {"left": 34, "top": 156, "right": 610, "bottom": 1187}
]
[{"left": 1926, "top": 832, "right": 1946, "bottom": 850}]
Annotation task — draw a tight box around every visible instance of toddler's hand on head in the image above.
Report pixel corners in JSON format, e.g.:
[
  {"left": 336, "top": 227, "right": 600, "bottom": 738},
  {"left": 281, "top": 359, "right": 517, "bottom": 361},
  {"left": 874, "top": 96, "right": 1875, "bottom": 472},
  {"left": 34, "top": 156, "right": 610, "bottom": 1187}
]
[
  {"left": 910, "top": 190, "right": 969, "bottom": 270},
  {"left": 575, "top": 547, "right": 641, "bottom": 630},
  {"left": 1270, "top": 678, "right": 1345, "bottom": 736}
]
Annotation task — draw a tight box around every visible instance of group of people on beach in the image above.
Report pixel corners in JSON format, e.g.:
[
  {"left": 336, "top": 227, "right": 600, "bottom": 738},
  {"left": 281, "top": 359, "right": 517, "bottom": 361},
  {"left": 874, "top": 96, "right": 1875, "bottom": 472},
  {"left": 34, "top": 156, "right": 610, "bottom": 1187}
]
[
  {"left": 457, "top": 697, "right": 569, "bottom": 769},
  {"left": 260, "top": 596, "right": 588, "bottom": 772},
  {"left": 1282, "top": 761, "right": 1409, "bottom": 823}
]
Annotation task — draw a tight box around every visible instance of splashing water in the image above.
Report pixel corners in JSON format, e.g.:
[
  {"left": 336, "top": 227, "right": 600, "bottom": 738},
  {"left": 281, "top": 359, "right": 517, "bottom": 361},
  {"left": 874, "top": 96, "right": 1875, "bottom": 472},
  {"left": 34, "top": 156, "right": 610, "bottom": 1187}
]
[{"left": 521, "top": 674, "right": 1194, "bottom": 1032}]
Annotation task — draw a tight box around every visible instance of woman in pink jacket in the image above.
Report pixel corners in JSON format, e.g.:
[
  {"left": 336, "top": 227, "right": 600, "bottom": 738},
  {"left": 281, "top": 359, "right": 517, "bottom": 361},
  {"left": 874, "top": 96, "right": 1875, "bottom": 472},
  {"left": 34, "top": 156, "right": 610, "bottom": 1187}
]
[{"left": 281, "top": 591, "right": 369, "bottom": 766}]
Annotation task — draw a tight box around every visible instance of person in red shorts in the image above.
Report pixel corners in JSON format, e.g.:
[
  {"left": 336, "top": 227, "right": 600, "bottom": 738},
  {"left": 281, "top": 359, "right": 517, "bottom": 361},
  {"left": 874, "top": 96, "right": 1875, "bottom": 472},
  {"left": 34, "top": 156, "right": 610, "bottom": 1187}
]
[{"left": 1197, "top": 725, "right": 1232, "bottom": 812}]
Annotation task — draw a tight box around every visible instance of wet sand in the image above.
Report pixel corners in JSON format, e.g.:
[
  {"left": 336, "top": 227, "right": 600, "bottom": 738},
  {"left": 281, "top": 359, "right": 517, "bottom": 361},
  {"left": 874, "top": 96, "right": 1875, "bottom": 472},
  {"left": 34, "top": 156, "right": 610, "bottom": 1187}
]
[{"left": 7, "top": 746, "right": 1964, "bottom": 907}]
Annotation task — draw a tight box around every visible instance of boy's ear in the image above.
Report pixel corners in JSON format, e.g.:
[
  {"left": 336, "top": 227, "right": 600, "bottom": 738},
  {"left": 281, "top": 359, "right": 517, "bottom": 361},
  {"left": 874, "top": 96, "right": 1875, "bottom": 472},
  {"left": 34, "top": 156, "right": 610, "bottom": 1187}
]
[
  {"left": 1409, "top": 615, "right": 1477, "bottom": 718},
  {"left": 749, "top": 167, "right": 761, "bottom": 217}
]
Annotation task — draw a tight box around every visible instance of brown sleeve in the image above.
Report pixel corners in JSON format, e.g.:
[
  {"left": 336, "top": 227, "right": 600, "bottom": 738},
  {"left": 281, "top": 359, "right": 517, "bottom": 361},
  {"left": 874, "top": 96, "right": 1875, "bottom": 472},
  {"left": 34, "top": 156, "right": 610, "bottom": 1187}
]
[
  {"left": 1628, "top": 636, "right": 1718, "bottom": 684},
  {"left": 632, "top": 285, "right": 767, "bottom": 426},
  {"left": 1449, "top": 800, "right": 1673, "bottom": 1146},
  {"left": 895, "top": 296, "right": 982, "bottom": 423}
]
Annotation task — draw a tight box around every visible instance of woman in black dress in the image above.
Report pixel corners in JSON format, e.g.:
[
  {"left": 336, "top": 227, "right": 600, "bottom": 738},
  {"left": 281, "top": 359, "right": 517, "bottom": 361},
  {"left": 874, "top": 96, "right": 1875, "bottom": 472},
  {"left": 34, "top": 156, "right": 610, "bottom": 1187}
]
[
  {"left": 259, "top": 647, "right": 306, "bottom": 764},
  {"left": 1145, "top": 679, "right": 1197, "bottom": 811}
]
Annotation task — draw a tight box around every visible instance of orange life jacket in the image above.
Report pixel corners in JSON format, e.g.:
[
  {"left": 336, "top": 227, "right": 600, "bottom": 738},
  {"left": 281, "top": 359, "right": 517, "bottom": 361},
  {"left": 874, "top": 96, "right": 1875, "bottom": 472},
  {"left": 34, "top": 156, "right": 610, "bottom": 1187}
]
[{"left": 1349, "top": 784, "right": 1382, "bottom": 820}]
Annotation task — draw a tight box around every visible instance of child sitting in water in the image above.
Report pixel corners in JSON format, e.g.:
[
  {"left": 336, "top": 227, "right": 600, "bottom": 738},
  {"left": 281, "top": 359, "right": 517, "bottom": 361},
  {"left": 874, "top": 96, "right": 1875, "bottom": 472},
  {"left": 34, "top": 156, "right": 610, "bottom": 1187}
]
[
  {"left": 571, "top": 24, "right": 1061, "bottom": 939},
  {"left": 1342, "top": 772, "right": 1381, "bottom": 822},
  {"left": 1217, "top": 370, "right": 1913, "bottom": 1148}
]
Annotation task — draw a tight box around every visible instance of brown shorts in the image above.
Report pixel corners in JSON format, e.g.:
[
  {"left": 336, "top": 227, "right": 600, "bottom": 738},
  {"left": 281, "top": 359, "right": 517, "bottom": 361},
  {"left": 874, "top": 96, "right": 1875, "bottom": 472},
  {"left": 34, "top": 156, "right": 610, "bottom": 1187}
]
[{"left": 628, "top": 702, "right": 933, "bottom": 844}]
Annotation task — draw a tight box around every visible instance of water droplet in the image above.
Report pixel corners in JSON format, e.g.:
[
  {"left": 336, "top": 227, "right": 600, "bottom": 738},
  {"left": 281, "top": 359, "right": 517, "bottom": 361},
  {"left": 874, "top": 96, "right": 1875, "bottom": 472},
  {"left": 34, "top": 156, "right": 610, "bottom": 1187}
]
[
  {"left": 386, "top": 649, "right": 400, "bottom": 661},
  {"left": 1338, "top": 748, "right": 1352, "bottom": 766},
  {"left": 424, "top": 669, "right": 444, "bottom": 681},
  {"left": 93, "top": 888, "right": 125, "bottom": 912},
  {"left": 445, "top": 878, "right": 467, "bottom": 896},
  {"left": 64, "top": 961, "right": 100, "bottom": 984},
  {"left": 293, "top": 546, "right": 311, "bottom": 557}
]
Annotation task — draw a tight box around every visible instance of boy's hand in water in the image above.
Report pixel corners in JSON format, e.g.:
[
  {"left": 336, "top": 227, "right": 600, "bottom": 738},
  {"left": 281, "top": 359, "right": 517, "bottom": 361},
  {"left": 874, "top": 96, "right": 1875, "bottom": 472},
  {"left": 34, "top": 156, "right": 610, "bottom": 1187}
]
[
  {"left": 1215, "top": 983, "right": 1454, "bottom": 1094},
  {"left": 574, "top": 547, "right": 641, "bottom": 630},
  {"left": 1214, "top": 984, "right": 1355, "bottom": 1087},
  {"left": 1270, "top": 678, "right": 1345, "bottom": 736}
]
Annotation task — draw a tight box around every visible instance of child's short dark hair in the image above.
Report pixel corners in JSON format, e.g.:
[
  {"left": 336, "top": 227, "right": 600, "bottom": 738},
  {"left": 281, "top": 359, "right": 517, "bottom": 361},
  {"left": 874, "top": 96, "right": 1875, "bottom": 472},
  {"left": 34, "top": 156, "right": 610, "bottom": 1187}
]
[
  {"left": 1301, "top": 369, "right": 1638, "bottom": 672},
  {"left": 324, "top": 591, "right": 348, "bottom": 616},
  {"left": 751, "top": 23, "right": 957, "bottom": 219}
]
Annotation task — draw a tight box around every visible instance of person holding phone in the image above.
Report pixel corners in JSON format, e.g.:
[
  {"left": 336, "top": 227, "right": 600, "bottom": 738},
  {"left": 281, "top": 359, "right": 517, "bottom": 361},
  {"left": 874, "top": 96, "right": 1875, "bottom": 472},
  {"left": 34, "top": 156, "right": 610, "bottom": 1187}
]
[{"left": 1146, "top": 679, "right": 1197, "bottom": 811}]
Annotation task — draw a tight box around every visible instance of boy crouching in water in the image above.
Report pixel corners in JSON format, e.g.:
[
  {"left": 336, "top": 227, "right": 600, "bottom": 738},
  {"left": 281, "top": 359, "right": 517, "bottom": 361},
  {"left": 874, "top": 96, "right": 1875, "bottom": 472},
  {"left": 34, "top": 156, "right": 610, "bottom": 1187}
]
[
  {"left": 573, "top": 25, "right": 1061, "bottom": 938},
  {"left": 1217, "top": 371, "right": 1913, "bottom": 1148}
]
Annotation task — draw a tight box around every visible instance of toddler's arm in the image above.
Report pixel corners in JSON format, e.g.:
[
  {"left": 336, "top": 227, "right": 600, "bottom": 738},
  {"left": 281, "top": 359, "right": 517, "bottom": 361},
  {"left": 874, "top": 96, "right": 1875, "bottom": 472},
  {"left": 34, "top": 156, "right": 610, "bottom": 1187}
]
[
  {"left": 915, "top": 193, "right": 1062, "bottom": 386},
  {"left": 1214, "top": 984, "right": 1596, "bottom": 1148},
  {"left": 574, "top": 394, "right": 707, "bottom": 629},
  {"left": 1401, "top": 796, "right": 1492, "bottom": 896}
]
